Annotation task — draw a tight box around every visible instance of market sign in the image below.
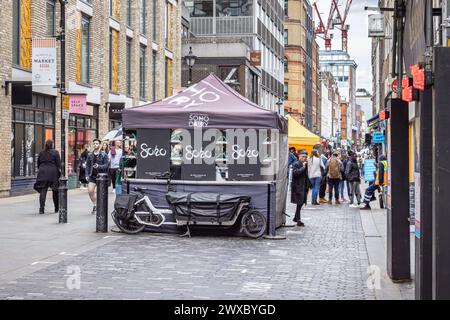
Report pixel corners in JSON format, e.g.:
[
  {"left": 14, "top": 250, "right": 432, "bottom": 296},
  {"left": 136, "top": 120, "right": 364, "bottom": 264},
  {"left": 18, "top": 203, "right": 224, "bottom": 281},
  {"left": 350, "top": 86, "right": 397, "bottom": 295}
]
[
  {"left": 372, "top": 132, "right": 385, "bottom": 144},
  {"left": 32, "top": 38, "right": 57, "bottom": 86},
  {"left": 250, "top": 51, "right": 261, "bottom": 66},
  {"left": 69, "top": 94, "right": 87, "bottom": 114}
]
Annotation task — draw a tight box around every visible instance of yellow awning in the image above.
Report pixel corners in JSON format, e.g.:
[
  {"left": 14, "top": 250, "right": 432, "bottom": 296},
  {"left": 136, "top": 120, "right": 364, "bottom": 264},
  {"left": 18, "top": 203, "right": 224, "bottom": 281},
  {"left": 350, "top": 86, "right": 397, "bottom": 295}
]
[{"left": 288, "top": 115, "right": 321, "bottom": 147}]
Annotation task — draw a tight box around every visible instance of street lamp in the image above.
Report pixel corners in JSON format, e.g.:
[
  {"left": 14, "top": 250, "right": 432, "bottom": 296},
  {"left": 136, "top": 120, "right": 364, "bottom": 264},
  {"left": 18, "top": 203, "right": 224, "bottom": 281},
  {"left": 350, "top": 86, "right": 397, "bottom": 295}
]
[
  {"left": 185, "top": 46, "right": 197, "bottom": 86},
  {"left": 276, "top": 98, "right": 284, "bottom": 115}
]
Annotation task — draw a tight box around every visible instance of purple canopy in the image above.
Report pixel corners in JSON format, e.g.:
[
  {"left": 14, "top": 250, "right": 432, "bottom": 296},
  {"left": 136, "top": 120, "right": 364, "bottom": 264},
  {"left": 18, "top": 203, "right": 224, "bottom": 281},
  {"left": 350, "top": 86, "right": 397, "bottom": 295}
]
[{"left": 123, "top": 74, "right": 287, "bottom": 132}]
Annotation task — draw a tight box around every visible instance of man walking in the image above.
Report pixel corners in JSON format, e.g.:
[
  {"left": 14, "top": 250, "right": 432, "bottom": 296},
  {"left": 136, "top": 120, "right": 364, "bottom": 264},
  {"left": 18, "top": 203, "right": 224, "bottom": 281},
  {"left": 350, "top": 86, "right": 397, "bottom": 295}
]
[
  {"left": 361, "top": 155, "right": 387, "bottom": 210},
  {"left": 346, "top": 153, "right": 362, "bottom": 207},
  {"left": 85, "top": 138, "right": 110, "bottom": 215},
  {"left": 319, "top": 151, "right": 329, "bottom": 204},
  {"left": 325, "top": 152, "right": 344, "bottom": 204}
]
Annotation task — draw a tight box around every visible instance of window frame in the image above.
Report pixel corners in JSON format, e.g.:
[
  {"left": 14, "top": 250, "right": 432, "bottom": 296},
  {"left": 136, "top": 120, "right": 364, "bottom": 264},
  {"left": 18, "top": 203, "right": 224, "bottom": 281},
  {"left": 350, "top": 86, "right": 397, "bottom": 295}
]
[{"left": 80, "top": 14, "right": 91, "bottom": 84}]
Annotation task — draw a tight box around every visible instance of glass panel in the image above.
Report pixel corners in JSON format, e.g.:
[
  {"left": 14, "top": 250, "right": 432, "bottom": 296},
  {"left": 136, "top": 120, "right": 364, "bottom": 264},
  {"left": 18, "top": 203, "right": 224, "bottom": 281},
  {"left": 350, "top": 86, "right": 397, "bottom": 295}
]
[
  {"left": 35, "top": 111, "right": 44, "bottom": 124},
  {"left": 91, "top": 119, "right": 98, "bottom": 130},
  {"left": 85, "top": 118, "right": 92, "bottom": 128},
  {"left": 77, "top": 117, "right": 85, "bottom": 128},
  {"left": 140, "top": 0, "right": 146, "bottom": 34},
  {"left": 14, "top": 123, "right": 24, "bottom": 177},
  {"left": 68, "top": 128, "right": 77, "bottom": 175},
  {"left": 15, "top": 109, "right": 24, "bottom": 121},
  {"left": 24, "top": 124, "right": 35, "bottom": 177},
  {"left": 216, "top": 0, "right": 253, "bottom": 17},
  {"left": 81, "top": 15, "right": 90, "bottom": 83},
  {"left": 140, "top": 46, "right": 146, "bottom": 99},
  {"left": 46, "top": 0, "right": 55, "bottom": 36},
  {"left": 69, "top": 115, "right": 76, "bottom": 126},
  {"left": 45, "top": 128, "right": 54, "bottom": 141},
  {"left": 25, "top": 110, "right": 34, "bottom": 122},
  {"left": 185, "top": 0, "right": 214, "bottom": 17}
]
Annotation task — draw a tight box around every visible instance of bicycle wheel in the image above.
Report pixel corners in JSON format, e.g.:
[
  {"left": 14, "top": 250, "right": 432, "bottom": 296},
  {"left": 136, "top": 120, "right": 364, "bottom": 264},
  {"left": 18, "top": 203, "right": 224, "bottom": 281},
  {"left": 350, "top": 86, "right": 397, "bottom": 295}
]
[
  {"left": 111, "top": 210, "right": 145, "bottom": 234},
  {"left": 241, "top": 210, "right": 266, "bottom": 239}
]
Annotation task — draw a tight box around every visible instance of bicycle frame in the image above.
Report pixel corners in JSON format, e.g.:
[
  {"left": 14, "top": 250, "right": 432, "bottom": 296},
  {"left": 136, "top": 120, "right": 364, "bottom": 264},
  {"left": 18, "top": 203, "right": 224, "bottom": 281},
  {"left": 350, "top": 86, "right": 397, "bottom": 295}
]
[{"left": 133, "top": 195, "right": 172, "bottom": 227}]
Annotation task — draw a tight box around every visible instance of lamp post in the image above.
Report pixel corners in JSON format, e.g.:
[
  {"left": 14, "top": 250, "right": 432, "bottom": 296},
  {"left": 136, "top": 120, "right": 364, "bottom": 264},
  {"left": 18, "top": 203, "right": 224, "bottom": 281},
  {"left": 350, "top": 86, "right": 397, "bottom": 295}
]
[
  {"left": 185, "top": 46, "right": 197, "bottom": 86},
  {"left": 276, "top": 99, "right": 284, "bottom": 115}
]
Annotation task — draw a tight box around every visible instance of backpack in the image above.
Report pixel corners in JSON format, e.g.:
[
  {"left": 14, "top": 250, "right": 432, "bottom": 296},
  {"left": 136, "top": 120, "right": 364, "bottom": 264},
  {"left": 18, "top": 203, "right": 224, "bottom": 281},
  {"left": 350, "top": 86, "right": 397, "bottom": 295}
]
[{"left": 328, "top": 158, "right": 341, "bottom": 179}]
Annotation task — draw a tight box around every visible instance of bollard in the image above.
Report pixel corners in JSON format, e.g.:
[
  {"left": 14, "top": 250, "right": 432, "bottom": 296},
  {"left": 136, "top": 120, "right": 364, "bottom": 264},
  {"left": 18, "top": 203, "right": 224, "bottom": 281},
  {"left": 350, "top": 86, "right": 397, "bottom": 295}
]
[
  {"left": 96, "top": 173, "right": 109, "bottom": 232},
  {"left": 58, "top": 176, "right": 68, "bottom": 223}
]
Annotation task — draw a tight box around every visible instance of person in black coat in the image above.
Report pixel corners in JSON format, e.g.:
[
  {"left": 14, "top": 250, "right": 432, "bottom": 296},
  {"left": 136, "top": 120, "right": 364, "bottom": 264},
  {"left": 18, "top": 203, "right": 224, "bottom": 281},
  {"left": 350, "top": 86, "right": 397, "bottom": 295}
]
[
  {"left": 33, "top": 140, "right": 61, "bottom": 214},
  {"left": 291, "top": 151, "right": 309, "bottom": 227}
]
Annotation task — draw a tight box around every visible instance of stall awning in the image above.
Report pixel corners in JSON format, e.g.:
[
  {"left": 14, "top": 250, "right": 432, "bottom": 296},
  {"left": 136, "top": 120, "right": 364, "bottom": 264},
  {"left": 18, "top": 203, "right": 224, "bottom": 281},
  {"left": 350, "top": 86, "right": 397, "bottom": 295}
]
[
  {"left": 123, "top": 73, "right": 287, "bottom": 133},
  {"left": 287, "top": 116, "right": 320, "bottom": 147}
]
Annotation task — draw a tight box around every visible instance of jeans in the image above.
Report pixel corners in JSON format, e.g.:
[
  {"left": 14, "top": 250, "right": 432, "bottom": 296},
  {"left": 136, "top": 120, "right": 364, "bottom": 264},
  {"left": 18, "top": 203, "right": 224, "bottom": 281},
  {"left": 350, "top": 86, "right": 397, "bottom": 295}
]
[
  {"left": 339, "top": 180, "right": 346, "bottom": 199},
  {"left": 364, "top": 182, "right": 378, "bottom": 204},
  {"left": 348, "top": 181, "right": 361, "bottom": 204},
  {"left": 319, "top": 176, "right": 327, "bottom": 198},
  {"left": 309, "top": 177, "right": 321, "bottom": 202},
  {"left": 328, "top": 178, "right": 340, "bottom": 200}
]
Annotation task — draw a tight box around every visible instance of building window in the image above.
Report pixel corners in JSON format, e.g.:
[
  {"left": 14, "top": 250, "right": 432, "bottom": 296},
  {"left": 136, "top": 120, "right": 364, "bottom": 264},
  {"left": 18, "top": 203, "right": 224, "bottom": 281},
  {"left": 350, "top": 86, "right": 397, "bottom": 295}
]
[
  {"left": 284, "top": 57, "right": 288, "bottom": 72},
  {"left": 185, "top": 0, "right": 214, "bottom": 17},
  {"left": 140, "top": 0, "right": 146, "bottom": 35},
  {"left": 152, "top": 51, "right": 157, "bottom": 101},
  {"left": 110, "top": 0, "right": 113, "bottom": 16},
  {"left": 12, "top": 90, "right": 55, "bottom": 179},
  {"left": 165, "top": 58, "right": 172, "bottom": 97},
  {"left": 284, "top": 29, "right": 288, "bottom": 45},
  {"left": 109, "top": 29, "right": 113, "bottom": 90},
  {"left": 13, "top": 0, "right": 20, "bottom": 65},
  {"left": 127, "top": 0, "right": 132, "bottom": 26},
  {"left": 81, "top": 15, "right": 91, "bottom": 83},
  {"left": 139, "top": 45, "right": 147, "bottom": 100},
  {"left": 165, "top": 1, "right": 172, "bottom": 49},
  {"left": 126, "top": 37, "right": 132, "bottom": 96},
  {"left": 285, "top": 0, "right": 288, "bottom": 16},
  {"left": 284, "top": 83, "right": 288, "bottom": 100},
  {"left": 46, "top": 0, "right": 55, "bottom": 36},
  {"left": 182, "top": 24, "right": 189, "bottom": 39},
  {"left": 153, "top": 0, "right": 157, "bottom": 40}
]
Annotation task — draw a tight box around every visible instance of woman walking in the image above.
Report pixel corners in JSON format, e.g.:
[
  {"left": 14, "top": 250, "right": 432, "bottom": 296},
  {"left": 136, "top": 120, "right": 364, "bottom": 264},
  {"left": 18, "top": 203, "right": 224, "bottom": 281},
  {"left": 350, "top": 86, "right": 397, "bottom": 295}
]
[
  {"left": 291, "top": 151, "right": 309, "bottom": 227},
  {"left": 33, "top": 140, "right": 61, "bottom": 214},
  {"left": 307, "top": 150, "right": 322, "bottom": 205}
]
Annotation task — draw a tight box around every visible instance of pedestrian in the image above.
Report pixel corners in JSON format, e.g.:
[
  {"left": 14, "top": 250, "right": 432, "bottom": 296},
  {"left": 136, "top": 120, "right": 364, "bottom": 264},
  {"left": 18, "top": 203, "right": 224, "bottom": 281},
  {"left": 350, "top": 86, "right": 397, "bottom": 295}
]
[
  {"left": 78, "top": 144, "right": 89, "bottom": 189},
  {"left": 318, "top": 151, "right": 329, "bottom": 203},
  {"left": 339, "top": 154, "right": 348, "bottom": 202},
  {"left": 108, "top": 140, "right": 123, "bottom": 194},
  {"left": 101, "top": 141, "right": 110, "bottom": 154},
  {"left": 325, "top": 152, "right": 344, "bottom": 204},
  {"left": 291, "top": 151, "right": 309, "bottom": 227},
  {"left": 361, "top": 155, "right": 388, "bottom": 210},
  {"left": 346, "top": 153, "right": 362, "bottom": 207},
  {"left": 288, "top": 147, "right": 298, "bottom": 167},
  {"left": 33, "top": 140, "right": 61, "bottom": 214},
  {"left": 308, "top": 149, "right": 322, "bottom": 205},
  {"left": 85, "top": 138, "right": 110, "bottom": 215}
]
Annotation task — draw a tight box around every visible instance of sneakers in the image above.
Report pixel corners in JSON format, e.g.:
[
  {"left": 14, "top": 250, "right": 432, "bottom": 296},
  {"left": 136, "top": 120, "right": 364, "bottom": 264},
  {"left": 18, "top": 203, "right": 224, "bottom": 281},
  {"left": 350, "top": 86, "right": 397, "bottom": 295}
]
[
  {"left": 91, "top": 206, "right": 97, "bottom": 215},
  {"left": 319, "top": 198, "right": 328, "bottom": 204},
  {"left": 39, "top": 208, "right": 44, "bottom": 214},
  {"left": 360, "top": 204, "right": 371, "bottom": 211},
  {"left": 297, "top": 221, "right": 305, "bottom": 227}
]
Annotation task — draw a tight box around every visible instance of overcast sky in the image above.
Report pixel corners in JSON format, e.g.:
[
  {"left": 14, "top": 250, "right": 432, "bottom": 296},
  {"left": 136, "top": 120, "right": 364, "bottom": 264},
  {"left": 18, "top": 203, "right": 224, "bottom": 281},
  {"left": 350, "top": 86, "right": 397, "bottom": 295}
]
[{"left": 314, "top": 0, "right": 378, "bottom": 93}]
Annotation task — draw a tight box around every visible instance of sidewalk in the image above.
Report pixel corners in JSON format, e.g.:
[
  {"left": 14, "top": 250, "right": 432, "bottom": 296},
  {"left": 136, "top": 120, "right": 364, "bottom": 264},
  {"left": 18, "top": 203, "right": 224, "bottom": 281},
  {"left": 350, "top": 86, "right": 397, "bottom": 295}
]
[{"left": 0, "top": 189, "right": 119, "bottom": 285}]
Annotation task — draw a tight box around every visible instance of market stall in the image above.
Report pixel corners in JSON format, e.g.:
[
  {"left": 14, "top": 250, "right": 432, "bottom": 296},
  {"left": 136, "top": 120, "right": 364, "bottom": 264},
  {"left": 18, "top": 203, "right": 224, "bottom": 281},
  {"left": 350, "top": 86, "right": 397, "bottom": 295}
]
[
  {"left": 121, "top": 74, "right": 288, "bottom": 236},
  {"left": 287, "top": 115, "right": 320, "bottom": 155}
]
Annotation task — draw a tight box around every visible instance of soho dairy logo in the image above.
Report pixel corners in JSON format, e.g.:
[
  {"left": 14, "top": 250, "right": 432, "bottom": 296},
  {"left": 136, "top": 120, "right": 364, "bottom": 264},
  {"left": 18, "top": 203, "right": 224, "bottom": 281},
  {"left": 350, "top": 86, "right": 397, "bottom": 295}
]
[
  {"left": 188, "top": 113, "right": 209, "bottom": 128},
  {"left": 231, "top": 144, "right": 259, "bottom": 160},
  {"left": 140, "top": 143, "right": 168, "bottom": 158},
  {"left": 184, "top": 145, "right": 213, "bottom": 161}
]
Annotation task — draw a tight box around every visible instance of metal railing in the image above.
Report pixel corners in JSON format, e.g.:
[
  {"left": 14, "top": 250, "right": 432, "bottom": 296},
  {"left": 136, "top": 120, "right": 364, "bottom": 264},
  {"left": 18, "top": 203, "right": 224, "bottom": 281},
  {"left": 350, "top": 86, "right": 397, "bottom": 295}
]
[{"left": 190, "top": 16, "right": 254, "bottom": 36}]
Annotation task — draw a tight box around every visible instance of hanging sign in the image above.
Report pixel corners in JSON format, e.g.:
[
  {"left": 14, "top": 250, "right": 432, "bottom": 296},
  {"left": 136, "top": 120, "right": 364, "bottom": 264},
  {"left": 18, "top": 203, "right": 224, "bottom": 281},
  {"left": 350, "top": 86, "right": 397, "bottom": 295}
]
[
  {"left": 32, "top": 38, "right": 57, "bottom": 86},
  {"left": 250, "top": 51, "right": 262, "bottom": 66},
  {"left": 372, "top": 132, "right": 385, "bottom": 144},
  {"left": 364, "top": 159, "right": 377, "bottom": 182},
  {"left": 410, "top": 64, "right": 425, "bottom": 90},
  {"left": 69, "top": 94, "right": 87, "bottom": 114}
]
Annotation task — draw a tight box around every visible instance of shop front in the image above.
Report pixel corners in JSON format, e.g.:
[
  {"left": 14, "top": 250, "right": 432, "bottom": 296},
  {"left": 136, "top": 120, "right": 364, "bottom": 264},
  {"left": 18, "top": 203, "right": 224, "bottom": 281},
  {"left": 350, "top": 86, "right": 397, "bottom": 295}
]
[
  {"left": 68, "top": 103, "right": 98, "bottom": 186},
  {"left": 11, "top": 83, "right": 56, "bottom": 195}
]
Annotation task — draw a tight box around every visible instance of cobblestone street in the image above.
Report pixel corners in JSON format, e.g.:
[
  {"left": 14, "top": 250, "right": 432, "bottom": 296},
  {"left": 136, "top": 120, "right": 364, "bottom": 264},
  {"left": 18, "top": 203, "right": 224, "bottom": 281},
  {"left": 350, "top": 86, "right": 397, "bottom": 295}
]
[{"left": 0, "top": 191, "right": 380, "bottom": 300}]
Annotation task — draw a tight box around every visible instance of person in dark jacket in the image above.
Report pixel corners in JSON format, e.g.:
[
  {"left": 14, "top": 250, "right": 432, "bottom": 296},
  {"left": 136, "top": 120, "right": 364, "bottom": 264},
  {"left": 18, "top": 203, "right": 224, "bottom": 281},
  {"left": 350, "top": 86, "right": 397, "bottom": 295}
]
[
  {"left": 85, "top": 138, "right": 110, "bottom": 215},
  {"left": 345, "top": 154, "right": 362, "bottom": 206},
  {"left": 33, "top": 140, "right": 61, "bottom": 214},
  {"left": 78, "top": 144, "right": 89, "bottom": 189},
  {"left": 291, "top": 151, "right": 309, "bottom": 227}
]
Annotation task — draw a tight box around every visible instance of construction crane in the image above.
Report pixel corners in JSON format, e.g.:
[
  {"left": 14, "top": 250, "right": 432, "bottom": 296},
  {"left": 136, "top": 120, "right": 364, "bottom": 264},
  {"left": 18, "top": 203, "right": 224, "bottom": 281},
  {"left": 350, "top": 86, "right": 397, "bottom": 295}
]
[{"left": 313, "top": 0, "right": 353, "bottom": 52}]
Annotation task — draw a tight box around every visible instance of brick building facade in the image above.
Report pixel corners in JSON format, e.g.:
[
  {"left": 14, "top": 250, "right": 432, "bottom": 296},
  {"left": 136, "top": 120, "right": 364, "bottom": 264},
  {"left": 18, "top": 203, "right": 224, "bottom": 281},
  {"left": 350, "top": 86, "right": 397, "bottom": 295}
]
[{"left": 0, "top": 0, "right": 181, "bottom": 196}]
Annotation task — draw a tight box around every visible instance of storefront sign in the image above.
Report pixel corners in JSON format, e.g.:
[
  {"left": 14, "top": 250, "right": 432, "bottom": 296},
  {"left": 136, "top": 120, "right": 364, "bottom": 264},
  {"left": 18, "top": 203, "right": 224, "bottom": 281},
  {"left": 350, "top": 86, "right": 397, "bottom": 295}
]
[
  {"left": 227, "top": 133, "right": 264, "bottom": 181},
  {"left": 136, "top": 129, "right": 171, "bottom": 179},
  {"left": 62, "top": 95, "right": 70, "bottom": 120},
  {"left": 372, "top": 132, "right": 385, "bottom": 144},
  {"left": 410, "top": 64, "right": 425, "bottom": 90},
  {"left": 250, "top": 51, "right": 261, "bottom": 66},
  {"left": 364, "top": 159, "right": 376, "bottom": 182},
  {"left": 181, "top": 129, "right": 216, "bottom": 181},
  {"left": 69, "top": 95, "right": 87, "bottom": 114},
  {"left": 368, "top": 14, "right": 385, "bottom": 37},
  {"left": 109, "top": 103, "right": 125, "bottom": 120},
  {"left": 32, "top": 38, "right": 57, "bottom": 86}
]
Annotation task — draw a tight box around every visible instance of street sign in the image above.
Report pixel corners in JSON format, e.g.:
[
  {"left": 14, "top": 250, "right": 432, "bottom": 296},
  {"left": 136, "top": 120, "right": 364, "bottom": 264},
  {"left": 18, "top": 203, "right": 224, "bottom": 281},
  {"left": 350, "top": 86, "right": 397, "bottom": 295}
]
[
  {"left": 372, "top": 132, "right": 385, "bottom": 144},
  {"left": 62, "top": 109, "right": 70, "bottom": 120}
]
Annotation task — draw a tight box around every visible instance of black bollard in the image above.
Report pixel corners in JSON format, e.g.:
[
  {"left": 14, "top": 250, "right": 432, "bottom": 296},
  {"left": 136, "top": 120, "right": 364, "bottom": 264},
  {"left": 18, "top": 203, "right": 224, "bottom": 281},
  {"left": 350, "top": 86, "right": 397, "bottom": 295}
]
[
  {"left": 96, "top": 173, "right": 109, "bottom": 232},
  {"left": 58, "top": 177, "right": 68, "bottom": 223}
]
